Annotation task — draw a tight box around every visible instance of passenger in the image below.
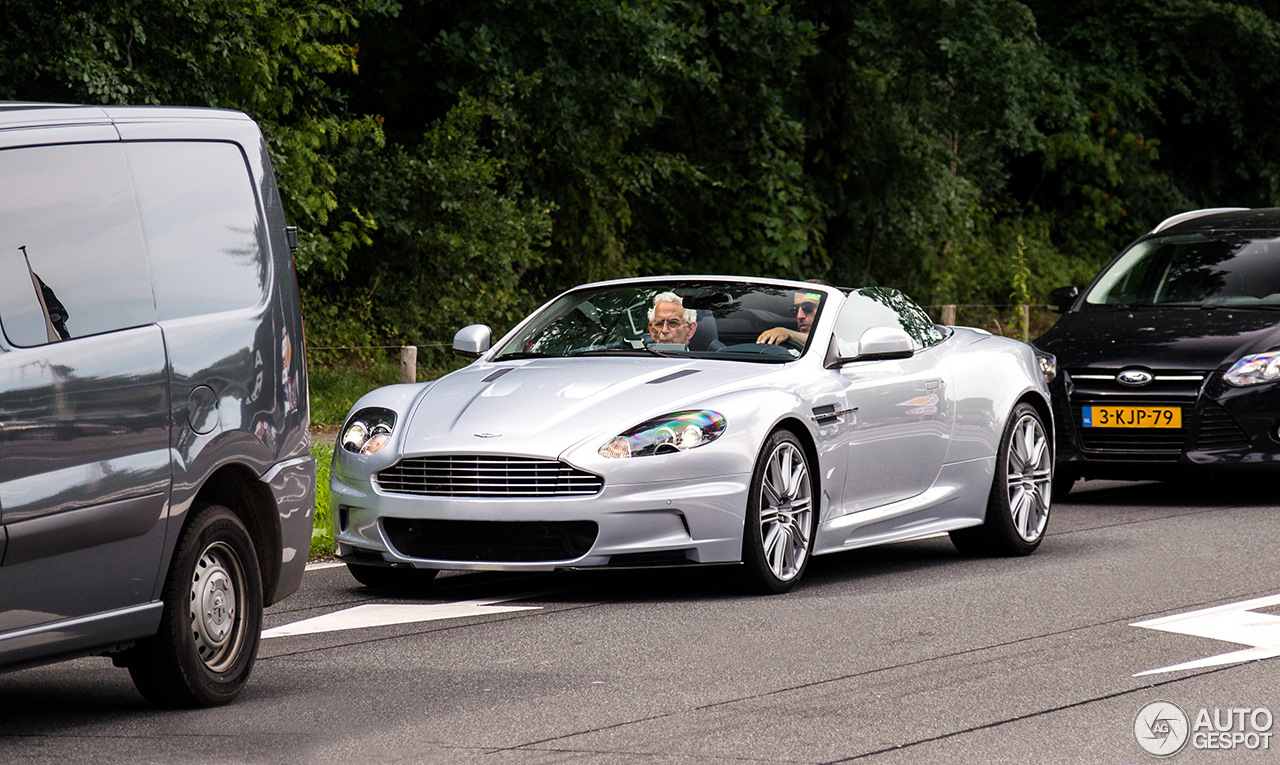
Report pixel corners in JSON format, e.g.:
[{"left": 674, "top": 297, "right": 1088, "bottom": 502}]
[
  {"left": 648, "top": 292, "right": 698, "bottom": 347},
  {"left": 757, "top": 287, "right": 824, "bottom": 346}
]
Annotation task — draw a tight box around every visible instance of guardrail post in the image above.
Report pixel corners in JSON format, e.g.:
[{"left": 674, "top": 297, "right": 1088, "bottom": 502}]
[
  {"left": 400, "top": 345, "right": 417, "bottom": 384},
  {"left": 941, "top": 304, "right": 956, "bottom": 326}
]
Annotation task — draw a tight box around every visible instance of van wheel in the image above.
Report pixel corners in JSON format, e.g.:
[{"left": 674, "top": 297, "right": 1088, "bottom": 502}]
[
  {"left": 346, "top": 563, "right": 439, "bottom": 590},
  {"left": 127, "top": 504, "right": 262, "bottom": 708}
]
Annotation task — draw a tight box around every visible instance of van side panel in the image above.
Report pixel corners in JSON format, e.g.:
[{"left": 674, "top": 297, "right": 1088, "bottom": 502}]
[
  {"left": 112, "top": 123, "right": 313, "bottom": 604},
  {"left": 0, "top": 328, "right": 170, "bottom": 636}
]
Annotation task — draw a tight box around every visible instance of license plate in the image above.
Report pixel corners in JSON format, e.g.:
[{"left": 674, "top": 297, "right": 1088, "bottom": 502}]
[{"left": 1082, "top": 406, "right": 1181, "bottom": 428}]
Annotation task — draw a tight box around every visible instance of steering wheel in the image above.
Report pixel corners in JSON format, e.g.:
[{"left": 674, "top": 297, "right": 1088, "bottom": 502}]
[{"left": 779, "top": 336, "right": 805, "bottom": 353}]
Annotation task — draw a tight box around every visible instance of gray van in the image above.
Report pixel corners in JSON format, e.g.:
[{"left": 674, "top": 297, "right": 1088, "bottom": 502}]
[{"left": 0, "top": 104, "right": 314, "bottom": 707}]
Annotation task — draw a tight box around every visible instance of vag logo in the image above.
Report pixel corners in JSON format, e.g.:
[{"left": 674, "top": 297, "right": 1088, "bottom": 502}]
[{"left": 1117, "top": 368, "right": 1154, "bottom": 386}]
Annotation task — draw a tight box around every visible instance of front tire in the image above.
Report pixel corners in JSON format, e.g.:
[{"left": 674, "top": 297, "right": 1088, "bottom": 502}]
[
  {"left": 126, "top": 503, "right": 262, "bottom": 708},
  {"left": 950, "top": 403, "right": 1052, "bottom": 556},
  {"left": 1051, "top": 468, "right": 1077, "bottom": 503},
  {"left": 741, "top": 430, "right": 817, "bottom": 594}
]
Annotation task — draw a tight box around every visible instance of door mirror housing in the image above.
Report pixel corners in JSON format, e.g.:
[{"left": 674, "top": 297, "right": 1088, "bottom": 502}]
[
  {"left": 856, "top": 326, "right": 915, "bottom": 360},
  {"left": 827, "top": 326, "right": 915, "bottom": 367},
  {"left": 1048, "top": 286, "right": 1079, "bottom": 314},
  {"left": 452, "top": 324, "right": 492, "bottom": 357}
]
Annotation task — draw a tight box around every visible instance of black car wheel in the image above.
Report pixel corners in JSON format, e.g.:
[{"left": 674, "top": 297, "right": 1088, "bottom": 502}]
[
  {"left": 126, "top": 503, "right": 262, "bottom": 707},
  {"left": 1051, "top": 468, "right": 1077, "bottom": 503}
]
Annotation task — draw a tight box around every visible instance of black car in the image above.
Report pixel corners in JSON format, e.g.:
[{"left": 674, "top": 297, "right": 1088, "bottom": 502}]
[{"left": 1035, "top": 207, "right": 1280, "bottom": 495}]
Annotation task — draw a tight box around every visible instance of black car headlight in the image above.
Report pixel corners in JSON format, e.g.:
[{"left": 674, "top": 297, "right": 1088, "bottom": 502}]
[
  {"left": 1034, "top": 349, "right": 1057, "bottom": 384},
  {"left": 1225, "top": 352, "right": 1280, "bottom": 387},
  {"left": 341, "top": 407, "right": 397, "bottom": 455},
  {"left": 599, "top": 410, "right": 726, "bottom": 458}
]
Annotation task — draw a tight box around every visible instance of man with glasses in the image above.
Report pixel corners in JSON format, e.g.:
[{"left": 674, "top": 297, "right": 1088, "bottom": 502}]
[
  {"left": 647, "top": 291, "right": 698, "bottom": 347},
  {"left": 757, "top": 289, "right": 823, "bottom": 346}
]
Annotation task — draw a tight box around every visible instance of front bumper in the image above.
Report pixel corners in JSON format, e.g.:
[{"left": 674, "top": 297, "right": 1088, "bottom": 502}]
[
  {"left": 1052, "top": 370, "right": 1280, "bottom": 479},
  {"left": 331, "top": 471, "right": 751, "bottom": 572},
  {"left": 262, "top": 453, "right": 317, "bottom": 604}
]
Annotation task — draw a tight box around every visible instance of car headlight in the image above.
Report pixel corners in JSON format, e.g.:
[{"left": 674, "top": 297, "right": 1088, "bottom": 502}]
[
  {"left": 1035, "top": 349, "right": 1057, "bottom": 384},
  {"left": 341, "top": 407, "right": 397, "bottom": 455},
  {"left": 599, "top": 410, "right": 726, "bottom": 458},
  {"left": 1225, "top": 352, "right": 1280, "bottom": 387}
]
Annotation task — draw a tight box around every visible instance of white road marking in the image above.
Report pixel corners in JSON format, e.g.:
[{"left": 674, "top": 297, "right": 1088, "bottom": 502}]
[
  {"left": 263, "top": 596, "right": 542, "bottom": 638},
  {"left": 305, "top": 560, "right": 346, "bottom": 571},
  {"left": 1131, "top": 592, "right": 1280, "bottom": 675}
]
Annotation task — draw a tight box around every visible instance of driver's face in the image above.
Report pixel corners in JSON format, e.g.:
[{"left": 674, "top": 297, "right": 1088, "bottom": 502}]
[
  {"left": 649, "top": 301, "right": 695, "bottom": 344},
  {"left": 792, "top": 292, "right": 819, "bottom": 333}
]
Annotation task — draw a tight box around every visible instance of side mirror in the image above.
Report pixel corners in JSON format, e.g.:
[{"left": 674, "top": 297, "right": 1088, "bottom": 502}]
[
  {"left": 857, "top": 327, "right": 915, "bottom": 360},
  {"left": 1048, "top": 286, "right": 1079, "bottom": 314},
  {"left": 452, "top": 324, "right": 492, "bottom": 357},
  {"left": 827, "top": 327, "right": 915, "bottom": 367}
]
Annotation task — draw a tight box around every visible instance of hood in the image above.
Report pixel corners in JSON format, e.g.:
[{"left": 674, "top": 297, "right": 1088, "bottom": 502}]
[
  {"left": 1035, "top": 307, "right": 1280, "bottom": 371},
  {"left": 401, "top": 357, "right": 775, "bottom": 457}
]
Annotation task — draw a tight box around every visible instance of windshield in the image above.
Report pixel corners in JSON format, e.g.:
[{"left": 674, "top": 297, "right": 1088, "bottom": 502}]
[
  {"left": 1085, "top": 232, "right": 1280, "bottom": 308},
  {"left": 492, "top": 281, "right": 828, "bottom": 363}
]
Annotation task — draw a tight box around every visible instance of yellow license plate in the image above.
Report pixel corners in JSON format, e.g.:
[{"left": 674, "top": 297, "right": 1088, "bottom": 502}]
[{"left": 1082, "top": 406, "right": 1181, "bottom": 428}]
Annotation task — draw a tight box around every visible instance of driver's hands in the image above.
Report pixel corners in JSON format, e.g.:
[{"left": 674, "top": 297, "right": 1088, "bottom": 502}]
[{"left": 757, "top": 327, "right": 802, "bottom": 345}]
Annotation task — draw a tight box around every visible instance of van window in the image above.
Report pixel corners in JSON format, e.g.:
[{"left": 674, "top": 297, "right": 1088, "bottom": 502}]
[
  {"left": 0, "top": 143, "right": 155, "bottom": 347},
  {"left": 125, "top": 141, "right": 269, "bottom": 321}
]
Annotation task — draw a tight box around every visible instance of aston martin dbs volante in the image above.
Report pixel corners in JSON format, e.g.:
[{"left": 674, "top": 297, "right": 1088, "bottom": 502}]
[
  {"left": 1036, "top": 207, "right": 1280, "bottom": 494},
  {"left": 331, "top": 277, "right": 1055, "bottom": 593}
]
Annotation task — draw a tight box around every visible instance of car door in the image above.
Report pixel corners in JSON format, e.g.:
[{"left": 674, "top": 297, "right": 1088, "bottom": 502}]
[
  {"left": 827, "top": 289, "right": 954, "bottom": 517},
  {"left": 0, "top": 140, "right": 170, "bottom": 641}
]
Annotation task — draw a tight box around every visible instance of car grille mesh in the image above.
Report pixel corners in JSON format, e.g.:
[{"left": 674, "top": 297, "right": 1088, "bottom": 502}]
[
  {"left": 1195, "top": 405, "right": 1251, "bottom": 451},
  {"left": 1072, "top": 398, "right": 1189, "bottom": 460},
  {"left": 382, "top": 518, "right": 598, "bottom": 562},
  {"left": 376, "top": 455, "right": 604, "bottom": 497}
]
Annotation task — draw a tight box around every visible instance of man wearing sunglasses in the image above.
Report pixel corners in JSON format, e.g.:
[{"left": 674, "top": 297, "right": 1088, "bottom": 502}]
[
  {"left": 757, "top": 290, "right": 823, "bottom": 346},
  {"left": 647, "top": 291, "right": 699, "bottom": 347}
]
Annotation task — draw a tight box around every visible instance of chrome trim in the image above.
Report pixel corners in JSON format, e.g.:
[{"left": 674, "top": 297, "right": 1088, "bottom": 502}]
[
  {"left": 1150, "top": 207, "right": 1248, "bottom": 234},
  {"left": 809, "top": 406, "right": 857, "bottom": 423},
  {"left": 377, "top": 455, "right": 604, "bottom": 497},
  {"left": 1071, "top": 373, "right": 1204, "bottom": 382}
]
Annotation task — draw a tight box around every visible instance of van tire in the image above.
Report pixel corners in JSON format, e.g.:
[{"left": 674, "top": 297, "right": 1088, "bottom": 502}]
[{"left": 127, "top": 504, "right": 262, "bottom": 708}]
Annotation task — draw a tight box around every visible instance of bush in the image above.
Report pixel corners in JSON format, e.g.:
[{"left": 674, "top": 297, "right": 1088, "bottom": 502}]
[{"left": 310, "top": 442, "right": 335, "bottom": 559}]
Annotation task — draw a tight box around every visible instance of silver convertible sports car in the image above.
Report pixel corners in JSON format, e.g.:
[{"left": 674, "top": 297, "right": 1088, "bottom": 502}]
[{"left": 331, "top": 277, "right": 1055, "bottom": 593}]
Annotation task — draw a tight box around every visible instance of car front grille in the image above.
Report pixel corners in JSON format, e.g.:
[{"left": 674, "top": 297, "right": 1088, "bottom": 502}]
[
  {"left": 1072, "top": 399, "right": 1189, "bottom": 459},
  {"left": 1067, "top": 369, "right": 1203, "bottom": 462},
  {"left": 1066, "top": 369, "right": 1254, "bottom": 460},
  {"left": 382, "top": 518, "right": 598, "bottom": 562},
  {"left": 376, "top": 455, "right": 604, "bottom": 498}
]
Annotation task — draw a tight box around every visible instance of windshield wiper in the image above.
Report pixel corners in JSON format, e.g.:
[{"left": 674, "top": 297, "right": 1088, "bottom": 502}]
[
  {"left": 491, "top": 351, "right": 553, "bottom": 361},
  {"left": 569, "top": 346, "right": 676, "bottom": 358}
]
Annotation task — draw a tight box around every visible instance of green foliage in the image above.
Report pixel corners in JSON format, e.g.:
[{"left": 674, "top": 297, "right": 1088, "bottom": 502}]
[
  {"left": 310, "top": 442, "right": 334, "bottom": 559},
  {"left": 307, "top": 94, "right": 555, "bottom": 359},
  {"left": 0, "top": 0, "right": 396, "bottom": 293},
  {"left": 10, "top": 0, "right": 1280, "bottom": 349},
  {"left": 307, "top": 352, "right": 402, "bottom": 426}
]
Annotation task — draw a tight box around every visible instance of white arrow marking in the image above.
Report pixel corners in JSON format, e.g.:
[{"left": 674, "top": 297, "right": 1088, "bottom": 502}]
[
  {"left": 262, "top": 596, "right": 541, "bottom": 638},
  {"left": 1131, "top": 592, "right": 1280, "bottom": 676}
]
